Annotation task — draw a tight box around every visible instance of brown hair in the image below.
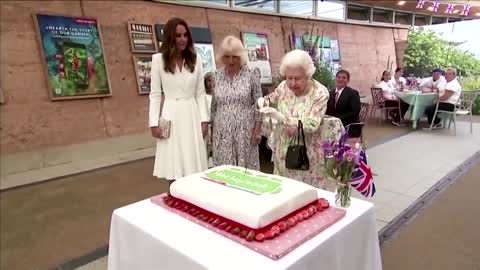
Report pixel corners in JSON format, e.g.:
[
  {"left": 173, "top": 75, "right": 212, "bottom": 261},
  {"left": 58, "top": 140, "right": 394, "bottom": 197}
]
[
  {"left": 336, "top": 69, "right": 350, "bottom": 81},
  {"left": 159, "top": 17, "right": 196, "bottom": 74}
]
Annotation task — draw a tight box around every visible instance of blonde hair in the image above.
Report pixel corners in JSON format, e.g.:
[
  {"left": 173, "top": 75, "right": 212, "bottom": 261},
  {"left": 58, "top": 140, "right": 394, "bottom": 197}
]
[
  {"left": 217, "top": 35, "right": 248, "bottom": 66},
  {"left": 279, "top": 50, "right": 316, "bottom": 78},
  {"left": 445, "top": 67, "right": 457, "bottom": 76}
]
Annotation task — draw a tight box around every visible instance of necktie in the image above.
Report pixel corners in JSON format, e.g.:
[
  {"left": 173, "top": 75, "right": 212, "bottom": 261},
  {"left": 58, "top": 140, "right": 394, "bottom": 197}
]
[{"left": 335, "top": 91, "right": 341, "bottom": 107}]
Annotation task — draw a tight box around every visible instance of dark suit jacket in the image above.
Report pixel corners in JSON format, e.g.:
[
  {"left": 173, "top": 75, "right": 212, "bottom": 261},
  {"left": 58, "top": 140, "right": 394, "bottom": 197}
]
[{"left": 326, "top": 86, "right": 361, "bottom": 138}]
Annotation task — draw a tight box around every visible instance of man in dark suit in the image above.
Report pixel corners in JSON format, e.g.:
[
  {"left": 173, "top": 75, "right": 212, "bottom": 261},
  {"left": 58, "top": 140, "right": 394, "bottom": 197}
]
[{"left": 326, "top": 69, "right": 362, "bottom": 138}]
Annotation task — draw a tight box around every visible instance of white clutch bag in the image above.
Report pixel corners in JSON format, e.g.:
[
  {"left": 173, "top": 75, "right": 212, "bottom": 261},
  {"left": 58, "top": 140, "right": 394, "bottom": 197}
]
[{"left": 158, "top": 117, "right": 171, "bottom": 139}]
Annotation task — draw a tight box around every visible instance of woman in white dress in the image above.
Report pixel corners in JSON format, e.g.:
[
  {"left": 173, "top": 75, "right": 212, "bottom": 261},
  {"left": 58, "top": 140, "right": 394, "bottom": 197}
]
[{"left": 149, "top": 17, "right": 209, "bottom": 185}]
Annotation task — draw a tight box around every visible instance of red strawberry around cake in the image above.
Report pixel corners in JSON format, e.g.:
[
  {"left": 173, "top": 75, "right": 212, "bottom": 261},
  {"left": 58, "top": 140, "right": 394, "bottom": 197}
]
[{"left": 161, "top": 165, "right": 331, "bottom": 242}]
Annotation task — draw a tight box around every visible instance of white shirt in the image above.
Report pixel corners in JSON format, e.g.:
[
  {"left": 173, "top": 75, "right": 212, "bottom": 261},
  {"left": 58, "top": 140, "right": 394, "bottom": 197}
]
[
  {"left": 441, "top": 78, "right": 462, "bottom": 105},
  {"left": 376, "top": 80, "right": 396, "bottom": 100},
  {"left": 390, "top": 76, "right": 406, "bottom": 90},
  {"left": 334, "top": 87, "right": 345, "bottom": 103},
  {"left": 419, "top": 76, "right": 447, "bottom": 91}
]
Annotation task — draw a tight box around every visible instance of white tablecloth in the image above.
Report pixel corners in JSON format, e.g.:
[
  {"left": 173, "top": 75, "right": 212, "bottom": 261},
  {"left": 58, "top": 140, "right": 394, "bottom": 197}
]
[{"left": 108, "top": 190, "right": 382, "bottom": 270}]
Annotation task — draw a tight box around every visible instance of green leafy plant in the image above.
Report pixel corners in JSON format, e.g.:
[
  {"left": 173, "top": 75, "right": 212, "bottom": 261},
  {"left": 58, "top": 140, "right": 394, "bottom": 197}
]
[
  {"left": 290, "top": 23, "right": 335, "bottom": 89},
  {"left": 460, "top": 76, "right": 480, "bottom": 114},
  {"left": 403, "top": 29, "right": 480, "bottom": 78}
]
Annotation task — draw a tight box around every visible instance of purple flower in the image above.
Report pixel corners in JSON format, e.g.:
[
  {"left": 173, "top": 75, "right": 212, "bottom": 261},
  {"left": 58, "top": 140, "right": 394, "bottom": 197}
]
[
  {"left": 320, "top": 140, "right": 333, "bottom": 155},
  {"left": 345, "top": 149, "right": 357, "bottom": 163},
  {"left": 334, "top": 149, "right": 345, "bottom": 162}
]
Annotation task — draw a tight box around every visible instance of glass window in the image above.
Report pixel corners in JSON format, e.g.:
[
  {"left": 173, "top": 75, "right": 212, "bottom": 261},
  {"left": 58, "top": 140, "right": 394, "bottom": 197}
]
[
  {"left": 395, "top": 12, "right": 412, "bottom": 25},
  {"left": 234, "top": 0, "right": 275, "bottom": 11},
  {"left": 448, "top": 17, "right": 462, "bottom": 23},
  {"left": 414, "top": 14, "right": 429, "bottom": 26},
  {"left": 373, "top": 8, "right": 393, "bottom": 23},
  {"left": 317, "top": 0, "right": 345, "bottom": 20},
  {"left": 347, "top": 4, "right": 371, "bottom": 21},
  {"left": 280, "top": 0, "right": 313, "bottom": 16},
  {"left": 431, "top": 16, "right": 447, "bottom": 25}
]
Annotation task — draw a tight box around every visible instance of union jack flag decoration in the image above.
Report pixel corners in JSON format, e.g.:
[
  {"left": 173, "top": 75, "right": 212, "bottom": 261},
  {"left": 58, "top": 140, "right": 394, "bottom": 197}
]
[
  {"left": 445, "top": 3, "right": 456, "bottom": 14},
  {"left": 350, "top": 149, "right": 376, "bottom": 197},
  {"left": 416, "top": 0, "right": 426, "bottom": 9},
  {"left": 432, "top": 1, "right": 440, "bottom": 12},
  {"left": 460, "top": 4, "right": 472, "bottom": 16}
]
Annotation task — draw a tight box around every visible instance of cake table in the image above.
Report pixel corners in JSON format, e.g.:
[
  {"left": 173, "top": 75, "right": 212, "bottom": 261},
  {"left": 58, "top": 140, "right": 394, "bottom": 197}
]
[{"left": 108, "top": 189, "right": 382, "bottom": 270}]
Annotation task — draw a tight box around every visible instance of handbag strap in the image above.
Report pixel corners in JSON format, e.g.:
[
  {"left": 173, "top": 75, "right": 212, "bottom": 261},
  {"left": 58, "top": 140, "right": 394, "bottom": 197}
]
[
  {"left": 288, "top": 120, "right": 307, "bottom": 146},
  {"left": 298, "top": 120, "right": 307, "bottom": 147}
]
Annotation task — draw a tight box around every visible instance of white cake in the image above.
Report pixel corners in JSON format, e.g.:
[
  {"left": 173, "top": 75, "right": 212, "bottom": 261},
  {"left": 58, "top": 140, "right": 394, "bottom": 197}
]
[{"left": 170, "top": 165, "right": 318, "bottom": 229}]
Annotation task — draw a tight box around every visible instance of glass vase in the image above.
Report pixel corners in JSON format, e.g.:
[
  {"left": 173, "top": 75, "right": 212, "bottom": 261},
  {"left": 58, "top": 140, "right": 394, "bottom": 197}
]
[{"left": 335, "top": 181, "right": 352, "bottom": 208}]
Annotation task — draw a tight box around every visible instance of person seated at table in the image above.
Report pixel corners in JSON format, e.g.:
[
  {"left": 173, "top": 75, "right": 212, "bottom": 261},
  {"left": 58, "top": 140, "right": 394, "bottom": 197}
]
[
  {"left": 424, "top": 68, "right": 462, "bottom": 129},
  {"left": 419, "top": 68, "right": 447, "bottom": 93},
  {"left": 390, "top": 67, "right": 407, "bottom": 91},
  {"left": 377, "top": 70, "right": 409, "bottom": 126},
  {"left": 326, "top": 69, "right": 361, "bottom": 138},
  {"left": 259, "top": 49, "right": 329, "bottom": 188}
]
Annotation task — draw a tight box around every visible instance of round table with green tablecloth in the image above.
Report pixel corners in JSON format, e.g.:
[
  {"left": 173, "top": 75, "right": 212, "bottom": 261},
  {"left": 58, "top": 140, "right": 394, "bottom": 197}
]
[{"left": 394, "top": 90, "right": 438, "bottom": 129}]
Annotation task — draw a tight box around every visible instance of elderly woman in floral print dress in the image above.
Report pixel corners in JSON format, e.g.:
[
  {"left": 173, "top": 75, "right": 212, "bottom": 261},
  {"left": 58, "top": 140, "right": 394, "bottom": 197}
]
[
  {"left": 210, "top": 36, "right": 263, "bottom": 170},
  {"left": 259, "top": 50, "right": 330, "bottom": 188}
]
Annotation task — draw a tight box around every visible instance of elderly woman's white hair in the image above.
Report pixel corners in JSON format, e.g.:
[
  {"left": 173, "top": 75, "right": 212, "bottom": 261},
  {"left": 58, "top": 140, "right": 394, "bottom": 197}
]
[
  {"left": 279, "top": 50, "right": 316, "bottom": 79},
  {"left": 216, "top": 35, "right": 248, "bottom": 66}
]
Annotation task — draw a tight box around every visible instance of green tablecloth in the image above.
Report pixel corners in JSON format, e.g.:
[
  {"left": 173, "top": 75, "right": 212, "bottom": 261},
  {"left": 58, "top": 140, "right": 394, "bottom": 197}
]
[{"left": 394, "top": 91, "right": 438, "bottom": 129}]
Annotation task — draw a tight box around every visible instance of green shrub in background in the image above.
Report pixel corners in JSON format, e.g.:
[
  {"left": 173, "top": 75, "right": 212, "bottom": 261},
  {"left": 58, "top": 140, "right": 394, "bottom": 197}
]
[
  {"left": 460, "top": 76, "right": 480, "bottom": 114},
  {"left": 404, "top": 29, "right": 480, "bottom": 78}
]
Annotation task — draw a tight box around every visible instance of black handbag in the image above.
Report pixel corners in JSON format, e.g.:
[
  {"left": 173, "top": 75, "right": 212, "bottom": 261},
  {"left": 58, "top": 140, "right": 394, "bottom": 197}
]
[{"left": 285, "top": 120, "right": 310, "bottom": 170}]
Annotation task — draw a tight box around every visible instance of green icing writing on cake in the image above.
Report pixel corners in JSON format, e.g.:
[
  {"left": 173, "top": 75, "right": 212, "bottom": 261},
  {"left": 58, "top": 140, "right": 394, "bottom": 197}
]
[{"left": 206, "top": 168, "right": 282, "bottom": 195}]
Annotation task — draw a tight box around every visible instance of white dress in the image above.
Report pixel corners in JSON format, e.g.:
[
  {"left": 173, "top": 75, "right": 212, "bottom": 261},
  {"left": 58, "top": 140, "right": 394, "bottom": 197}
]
[{"left": 149, "top": 53, "right": 208, "bottom": 180}]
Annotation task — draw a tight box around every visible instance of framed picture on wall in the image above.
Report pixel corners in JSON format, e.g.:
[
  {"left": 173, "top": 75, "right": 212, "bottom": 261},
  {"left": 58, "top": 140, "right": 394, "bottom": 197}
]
[
  {"left": 241, "top": 32, "right": 273, "bottom": 85},
  {"left": 330, "top": 39, "right": 341, "bottom": 61},
  {"left": 194, "top": 43, "right": 216, "bottom": 75},
  {"left": 132, "top": 55, "right": 152, "bottom": 95},
  {"left": 33, "top": 13, "right": 112, "bottom": 101},
  {"left": 127, "top": 22, "right": 158, "bottom": 53}
]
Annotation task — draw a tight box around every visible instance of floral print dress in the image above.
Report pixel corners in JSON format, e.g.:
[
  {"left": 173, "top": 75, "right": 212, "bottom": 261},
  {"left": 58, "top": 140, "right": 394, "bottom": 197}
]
[
  {"left": 265, "top": 79, "right": 330, "bottom": 188},
  {"left": 211, "top": 66, "right": 262, "bottom": 170}
]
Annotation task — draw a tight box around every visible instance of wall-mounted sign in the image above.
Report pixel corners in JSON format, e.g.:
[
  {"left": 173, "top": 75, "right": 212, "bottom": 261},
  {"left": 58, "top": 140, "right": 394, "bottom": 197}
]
[
  {"left": 132, "top": 55, "right": 152, "bottom": 95},
  {"left": 33, "top": 14, "right": 111, "bottom": 100},
  {"left": 128, "top": 23, "right": 158, "bottom": 53},
  {"left": 241, "top": 32, "right": 273, "bottom": 85}
]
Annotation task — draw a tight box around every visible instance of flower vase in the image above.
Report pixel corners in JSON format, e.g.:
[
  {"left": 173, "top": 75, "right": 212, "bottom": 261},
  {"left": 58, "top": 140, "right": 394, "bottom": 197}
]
[
  {"left": 323, "top": 176, "right": 337, "bottom": 192},
  {"left": 335, "top": 181, "right": 351, "bottom": 208}
]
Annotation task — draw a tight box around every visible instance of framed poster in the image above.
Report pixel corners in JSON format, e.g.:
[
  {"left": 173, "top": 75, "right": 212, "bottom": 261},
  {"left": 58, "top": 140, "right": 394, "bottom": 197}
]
[
  {"left": 330, "top": 39, "right": 341, "bottom": 61},
  {"left": 127, "top": 22, "right": 158, "bottom": 53},
  {"left": 194, "top": 43, "right": 216, "bottom": 75},
  {"left": 33, "top": 14, "right": 111, "bottom": 100},
  {"left": 132, "top": 55, "right": 152, "bottom": 95},
  {"left": 241, "top": 32, "right": 273, "bottom": 85}
]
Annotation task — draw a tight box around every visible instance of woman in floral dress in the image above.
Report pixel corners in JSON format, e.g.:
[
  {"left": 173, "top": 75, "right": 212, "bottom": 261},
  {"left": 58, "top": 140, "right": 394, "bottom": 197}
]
[
  {"left": 210, "top": 36, "right": 262, "bottom": 169},
  {"left": 259, "top": 50, "right": 330, "bottom": 188}
]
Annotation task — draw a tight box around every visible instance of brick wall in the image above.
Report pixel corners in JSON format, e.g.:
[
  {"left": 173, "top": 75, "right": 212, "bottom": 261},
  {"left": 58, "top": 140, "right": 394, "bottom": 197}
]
[{"left": 0, "top": 1, "right": 408, "bottom": 155}]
